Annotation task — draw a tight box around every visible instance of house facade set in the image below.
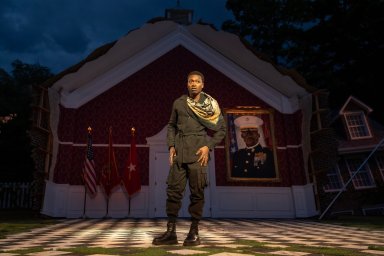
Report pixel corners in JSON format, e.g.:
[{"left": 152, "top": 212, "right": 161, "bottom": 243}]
[
  {"left": 30, "top": 19, "right": 322, "bottom": 219},
  {"left": 314, "top": 96, "right": 384, "bottom": 216},
  {"left": 31, "top": 15, "right": 383, "bottom": 219}
]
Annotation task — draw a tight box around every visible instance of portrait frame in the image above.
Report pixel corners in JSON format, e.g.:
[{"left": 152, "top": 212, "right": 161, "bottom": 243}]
[{"left": 224, "top": 107, "right": 279, "bottom": 182}]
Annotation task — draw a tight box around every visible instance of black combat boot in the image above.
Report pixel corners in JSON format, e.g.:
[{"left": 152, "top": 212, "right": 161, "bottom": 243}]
[
  {"left": 183, "top": 220, "right": 200, "bottom": 246},
  {"left": 152, "top": 221, "right": 178, "bottom": 245}
]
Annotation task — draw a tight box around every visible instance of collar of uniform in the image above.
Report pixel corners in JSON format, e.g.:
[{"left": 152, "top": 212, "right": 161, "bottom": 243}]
[{"left": 245, "top": 143, "right": 261, "bottom": 150}]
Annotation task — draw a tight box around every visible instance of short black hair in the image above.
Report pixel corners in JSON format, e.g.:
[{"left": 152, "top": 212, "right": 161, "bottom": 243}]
[{"left": 188, "top": 71, "right": 204, "bottom": 82}]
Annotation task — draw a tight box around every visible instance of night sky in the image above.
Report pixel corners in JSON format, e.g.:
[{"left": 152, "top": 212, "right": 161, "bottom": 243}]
[{"left": 0, "top": 0, "right": 233, "bottom": 74}]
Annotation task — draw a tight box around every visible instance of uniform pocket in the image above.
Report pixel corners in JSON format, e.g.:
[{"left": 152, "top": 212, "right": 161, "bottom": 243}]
[
  {"left": 166, "top": 165, "right": 174, "bottom": 186},
  {"left": 200, "top": 167, "right": 208, "bottom": 189}
]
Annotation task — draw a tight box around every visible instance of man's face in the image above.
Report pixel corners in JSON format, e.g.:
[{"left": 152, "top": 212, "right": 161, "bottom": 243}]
[
  {"left": 240, "top": 128, "right": 260, "bottom": 147},
  {"left": 187, "top": 74, "right": 204, "bottom": 97}
]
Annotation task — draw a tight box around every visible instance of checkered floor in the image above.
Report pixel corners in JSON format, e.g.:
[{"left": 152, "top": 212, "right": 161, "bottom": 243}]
[{"left": 1, "top": 218, "right": 384, "bottom": 255}]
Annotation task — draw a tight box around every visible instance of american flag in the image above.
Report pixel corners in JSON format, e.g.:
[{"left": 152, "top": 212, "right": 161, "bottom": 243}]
[{"left": 83, "top": 128, "right": 97, "bottom": 196}]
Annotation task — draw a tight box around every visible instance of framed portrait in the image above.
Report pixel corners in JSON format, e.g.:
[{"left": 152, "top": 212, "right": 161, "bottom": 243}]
[{"left": 224, "top": 107, "right": 279, "bottom": 182}]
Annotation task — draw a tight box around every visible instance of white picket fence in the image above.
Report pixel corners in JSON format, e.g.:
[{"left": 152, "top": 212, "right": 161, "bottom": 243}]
[{"left": 0, "top": 182, "right": 32, "bottom": 208}]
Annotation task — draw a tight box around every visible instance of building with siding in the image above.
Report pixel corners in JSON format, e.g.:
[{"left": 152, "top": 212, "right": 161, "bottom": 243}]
[
  {"left": 31, "top": 17, "right": 329, "bottom": 218},
  {"left": 315, "top": 96, "right": 384, "bottom": 217}
]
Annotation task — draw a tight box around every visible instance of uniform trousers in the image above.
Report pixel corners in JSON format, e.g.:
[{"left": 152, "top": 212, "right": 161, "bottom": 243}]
[{"left": 166, "top": 161, "right": 208, "bottom": 220}]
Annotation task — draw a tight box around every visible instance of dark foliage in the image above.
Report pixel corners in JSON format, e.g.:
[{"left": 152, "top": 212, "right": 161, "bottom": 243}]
[
  {"left": 223, "top": 0, "right": 383, "bottom": 124},
  {"left": 0, "top": 60, "right": 53, "bottom": 182}
]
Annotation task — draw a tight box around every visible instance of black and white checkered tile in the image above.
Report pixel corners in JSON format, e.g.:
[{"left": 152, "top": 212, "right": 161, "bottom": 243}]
[{"left": 1, "top": 219, "right": 383, "bottom": 255}]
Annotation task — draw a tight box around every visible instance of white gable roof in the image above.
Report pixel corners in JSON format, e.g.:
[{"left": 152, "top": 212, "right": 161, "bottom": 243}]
[{"left": 51, "top": 21, "right": 310, "bottom": 114}]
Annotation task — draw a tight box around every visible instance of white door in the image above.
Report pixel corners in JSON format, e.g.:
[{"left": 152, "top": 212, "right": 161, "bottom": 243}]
[
  {"left": 153, "top": 151, "right": 211, "bottom": 217},
  {"left": 153, "top": 152, "right": 169, "bottom": 217}
]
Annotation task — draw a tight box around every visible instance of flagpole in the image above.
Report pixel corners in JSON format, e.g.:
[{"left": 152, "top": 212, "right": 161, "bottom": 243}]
[
  {"left": 82, "top": 126, "right": 99, "bottom": 219},
  {"left": 82, "top": 126, "right": 93, "bottom": 219},
  {"left": 81, "top": 170, "right": 87, "bottom": 218},
  {"left": 101, "top": 165, "right": 111, "bottom": 219},
  {"left": 128, "top": 127, "right": 135, "bottom": 217},
  {"left": 82, "top": 187, "right": 87, "bottom": 218},
  {"left": 105, "top": 196, "right": 110, "bottom": 218},
  {"left": 128, "top": 198, "right": 131, "bottom": 216},
  {"left": 105, "top": 127, "right": 112, "bottom": 219},
  {"left": 103, "top": 125, "right": 120, "bottom": 219}
]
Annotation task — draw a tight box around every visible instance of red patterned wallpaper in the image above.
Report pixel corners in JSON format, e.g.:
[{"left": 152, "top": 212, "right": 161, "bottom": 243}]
[{"left": 54, "top": 46, "right": 307, "bottom": 187}]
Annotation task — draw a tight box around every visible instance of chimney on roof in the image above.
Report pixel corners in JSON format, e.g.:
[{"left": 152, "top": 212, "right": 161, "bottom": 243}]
[{"left": 165, "top": 0, "right": 193, "bottom": 25}]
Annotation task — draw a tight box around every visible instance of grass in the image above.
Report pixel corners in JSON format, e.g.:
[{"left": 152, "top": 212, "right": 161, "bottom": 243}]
[
  {"left": 234, "top": 239, "right": 376, "bottom": 256},
  {"left": 3, "top": 244, "right": 379, "bottom": 256},
  {"left": 0, "top": 210, "right": 383, "bottom": 256},
  {"left": 0, "top": 209, "right": 61, "bottom": 239},
  {"left": 2, "top": 247, "right": 45, "bottom": 255},
  {"left": 319, "top": 215, "right": 384, "bottom": 230}
]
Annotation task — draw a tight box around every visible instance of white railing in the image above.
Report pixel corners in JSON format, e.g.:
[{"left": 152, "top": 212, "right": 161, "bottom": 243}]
[{"left": 0, "top": 182, "right": 32, "bottom": 209}]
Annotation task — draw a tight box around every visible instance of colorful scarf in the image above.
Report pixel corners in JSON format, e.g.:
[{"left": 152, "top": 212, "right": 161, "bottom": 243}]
[{"left": 187, "top": 92, "right": 223, "bottom": 131}]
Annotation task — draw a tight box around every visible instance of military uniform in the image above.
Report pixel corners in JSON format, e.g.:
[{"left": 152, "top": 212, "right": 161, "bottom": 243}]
[
  {"left": 232, "top": 144, "right": 276, "bottom": 178},
  {"left": 231, "top": 115, "right": 276, "bottom": 179},
  {"left": 166, "top": 94, "right": 226, "bottom": 220}
]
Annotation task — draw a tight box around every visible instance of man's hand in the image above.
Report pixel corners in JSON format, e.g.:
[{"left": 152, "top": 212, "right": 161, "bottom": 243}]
[
  {"left": 169, "top": 147, "right": 176, "bottom": 166},
  {"left": 196, "top": 146, "right": 209, "bottom": 166}
]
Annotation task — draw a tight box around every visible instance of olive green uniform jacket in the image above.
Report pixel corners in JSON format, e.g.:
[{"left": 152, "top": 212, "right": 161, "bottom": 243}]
[{"left": 167, "top": 94, "right": 226, "bottom": 163}]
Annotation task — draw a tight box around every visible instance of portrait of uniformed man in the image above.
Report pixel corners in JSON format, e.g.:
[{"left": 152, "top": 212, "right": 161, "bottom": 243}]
[{"left": 231, "top": 115, "right": 276, "bottom": 178}]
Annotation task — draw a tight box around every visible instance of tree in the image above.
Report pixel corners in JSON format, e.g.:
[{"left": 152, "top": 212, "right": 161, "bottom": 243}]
[
  {"left": 0, "top": 60, "right": 53, "bottom": 182},
  {"left": 223, "top": 0, "right": 384, "bottom": 123}
]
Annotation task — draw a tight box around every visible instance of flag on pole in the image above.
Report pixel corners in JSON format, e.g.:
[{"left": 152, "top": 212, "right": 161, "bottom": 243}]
[
  {"left": 100, "top": 126, "right": 121, "bottom": 197},
  {"left": 83, "top": 127, "right": 97, "bottom": 197},
  {"left": 122, "top": 127, "right": 141, "bottom": 196}
]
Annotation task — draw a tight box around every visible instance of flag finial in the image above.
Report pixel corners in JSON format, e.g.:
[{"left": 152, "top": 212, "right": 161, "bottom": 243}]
[
  {"left": 131, "top": 127, "right": 135, "bottom": 135},
  {"left": 87, "top": 126, "right": 92, "bottom": 133}
]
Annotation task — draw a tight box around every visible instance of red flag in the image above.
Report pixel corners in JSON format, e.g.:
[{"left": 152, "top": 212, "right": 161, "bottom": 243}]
[
  {"left": 100, "top": 126, "right": 121, "bottom": 197},
  {"left": 122, "top": 127, "right": 141, "bottom": 196},
  {"left": 83, "top": 127, "right": 97, "bottom": 196}
]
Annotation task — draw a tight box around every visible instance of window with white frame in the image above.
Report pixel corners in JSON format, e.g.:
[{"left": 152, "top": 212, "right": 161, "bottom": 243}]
[
  {"left": 345, "top": 157, "right": 375, "bottom": 189},
  {"left": 323, "top": 165, "right": 344, "bottom": 192},
  {"left": 344, "top": 111, "right": 372, "bottom": 139},
  {"left": 375, "top": 152, "right": 384, "bottom": 181}
]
